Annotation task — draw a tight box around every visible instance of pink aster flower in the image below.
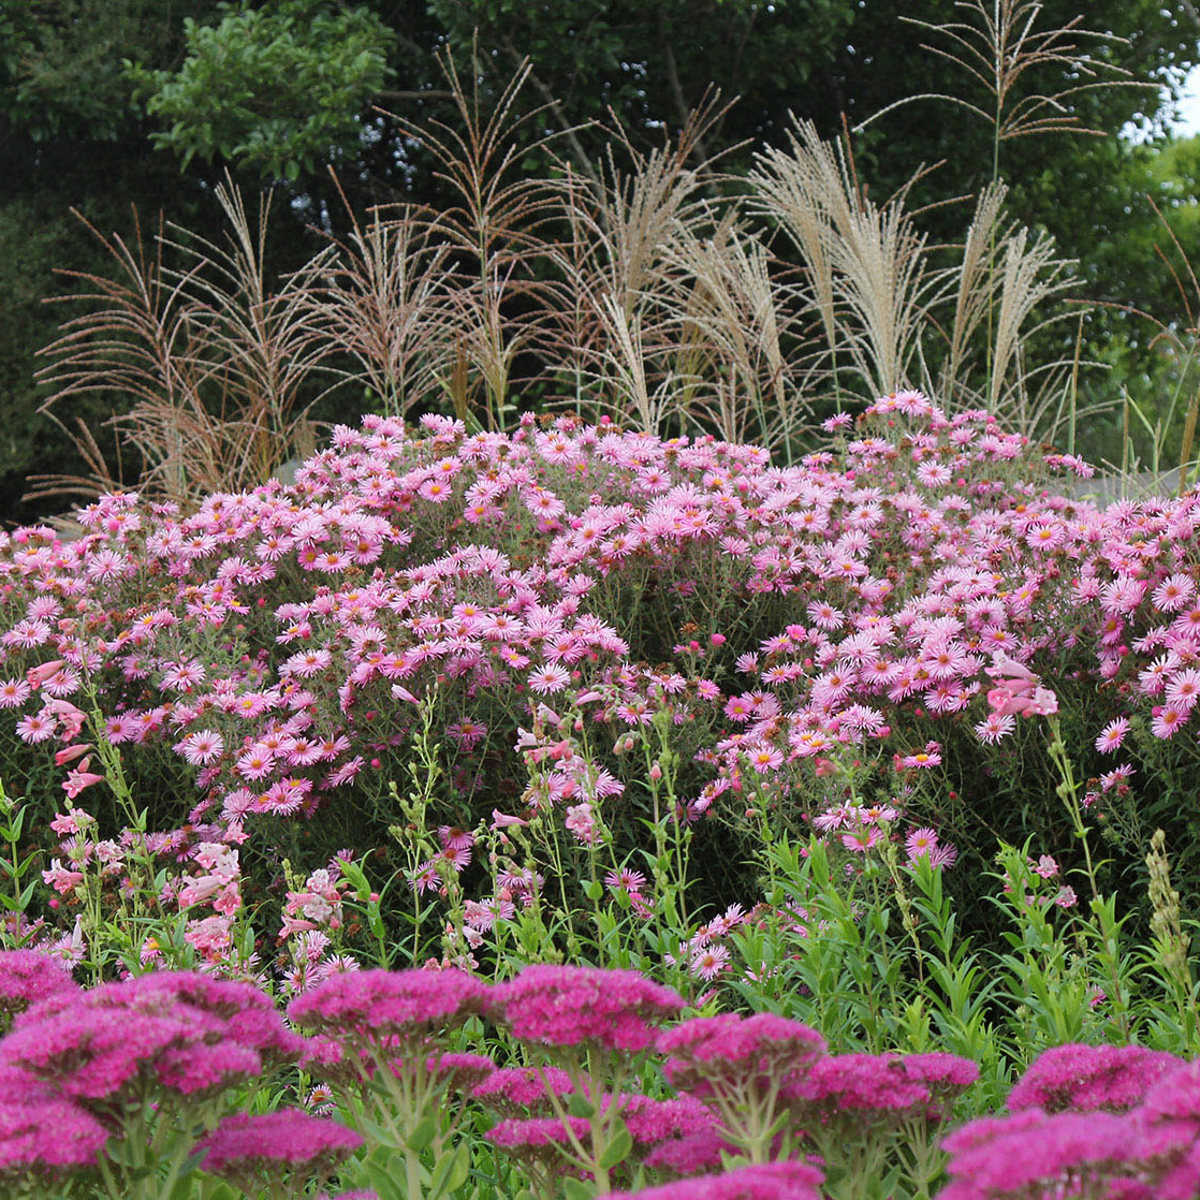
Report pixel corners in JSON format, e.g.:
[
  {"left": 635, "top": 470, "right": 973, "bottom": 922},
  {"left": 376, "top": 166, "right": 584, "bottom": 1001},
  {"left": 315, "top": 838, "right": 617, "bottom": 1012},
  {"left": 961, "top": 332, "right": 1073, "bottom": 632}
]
[
  {"left": 1095, "top": 717, "right": 1130, "bottom": 754},
  {"left": 974, "top": 711, "right": 1016, "bottom": 744}
]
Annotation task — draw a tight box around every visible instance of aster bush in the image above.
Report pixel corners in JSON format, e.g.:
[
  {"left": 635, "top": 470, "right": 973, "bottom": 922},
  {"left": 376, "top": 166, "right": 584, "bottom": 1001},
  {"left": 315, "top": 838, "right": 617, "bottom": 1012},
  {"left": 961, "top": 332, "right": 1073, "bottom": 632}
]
[
  {"left": 2, "top": 394, "right": 1200, "bottom": 984},
  {"left": 0, "top": 392, "right": 1199, "bottom": 1197}
]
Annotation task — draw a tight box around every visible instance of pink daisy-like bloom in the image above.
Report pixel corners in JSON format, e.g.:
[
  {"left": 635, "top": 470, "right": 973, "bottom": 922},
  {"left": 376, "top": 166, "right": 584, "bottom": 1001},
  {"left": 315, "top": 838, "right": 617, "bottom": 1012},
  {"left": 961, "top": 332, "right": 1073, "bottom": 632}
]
[
  {"left": 1151, "top": 705, "right": 1188, "bottom": 739},
  {"left": 841, "top": 826, "right": 882, "bottom": 852},
  {"left": 1153, "top": 573, "right": 1196, "bottom": 613},
  {"left": 528, "top": 664, "right": 570, "bottom": 695},
  {"left": 905, "top": 827, "right": 939, "bottom": 861},
  {"left": 689, "top": 944, "right": 730, "bottom": 982},
  {"left": 15, "top": 712, "right": 56, "bottom": 743},
  {"left": 235, "top": 746, "right": 276, "bottom": 780},
  {"left": 1095, "top": 717, "right": 1130, "bottom": 754},
  {"left": 490, "top": 964, "right": 684, "bottom": 1054},
  {"left": 0, "top": 679, "right": 31, "bottom": 709},
  {"left": 974, "top": 711, "right": 1016, "bottom": 744},
  {"left": 605, "top": 867, "right": 648, "bottom": 896},
  {"left": 176, "top": 729, "right": 225, "bottom": 766}
]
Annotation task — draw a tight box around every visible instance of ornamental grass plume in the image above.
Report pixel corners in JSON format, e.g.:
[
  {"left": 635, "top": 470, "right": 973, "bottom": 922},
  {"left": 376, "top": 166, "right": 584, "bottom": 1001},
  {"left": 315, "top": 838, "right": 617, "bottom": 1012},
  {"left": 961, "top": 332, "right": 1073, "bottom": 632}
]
[
  {"left": 606, "top": 1159, "right": 824, "bottom": 1200},
  {"left": 1007, "top": 1043, "right": 1183, "bottom": 1114},
  {"left": 193, "top": 1110, "right": 363, "bottom": 1200}
]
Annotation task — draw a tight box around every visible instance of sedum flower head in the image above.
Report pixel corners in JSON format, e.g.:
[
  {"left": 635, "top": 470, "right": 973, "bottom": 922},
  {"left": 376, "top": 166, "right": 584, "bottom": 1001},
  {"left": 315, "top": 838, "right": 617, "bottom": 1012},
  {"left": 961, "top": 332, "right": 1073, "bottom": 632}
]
[
  {"left": 0, "top": 950, "right": 79, "bottom": 1029},
  {"left": 194, "top": 1109, "right": 362, "bottom": 1198},
  {"left": 659, "top": 1013, "right": 826, "bottom": 1099},
  {"left": 606, "top": 1159, "right": 823, "bottom": 1200},
  {"left": 491, "top": 964, "right": 685, "bottom": 1054},
  {"left": 288, "top": 967, "right": 488, "bottom": 1048},
  {"left": 1008, "top": 1043, "right": 1182, "bottom": 1114}
]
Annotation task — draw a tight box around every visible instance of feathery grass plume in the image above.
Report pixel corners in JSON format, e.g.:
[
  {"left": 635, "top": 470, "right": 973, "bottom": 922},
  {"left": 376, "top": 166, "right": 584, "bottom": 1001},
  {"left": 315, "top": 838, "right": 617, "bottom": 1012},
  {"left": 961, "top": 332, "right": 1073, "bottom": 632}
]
[
  {"left": 34, "top": 178, "right": 327, "bottom": 507},
  {"left": 661, "top": 212, "right": 816, "bottom": 451},
  {"left": 33, "top": 206, "right": 210, "bottom": 504},
  {"left": 940, "top": 180, "right": 1009, "bottom": 405},
  {"left": 544, "top": 103, "right": 725, "bottom": 432},
  {"left": 299, "top": 188, "right": 456, "bottom": 420},
  {"left": 986, "top": 223, "right": 1075, "bottom": 423},
  {"left": 859, "top": 0, "right": 1142, "bottom": 178},
  {"left": 751, "top": 120, "right": 939, "bottom": 401},
  {"left": 379, "top": 51, "right": 562, "bottom": 431}
]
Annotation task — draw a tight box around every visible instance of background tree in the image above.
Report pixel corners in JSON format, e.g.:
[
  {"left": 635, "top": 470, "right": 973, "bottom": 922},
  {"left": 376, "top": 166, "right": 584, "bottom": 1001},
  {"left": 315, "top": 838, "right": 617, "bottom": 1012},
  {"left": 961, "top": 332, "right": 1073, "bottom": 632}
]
[{"left": 3, "top": 0, "right": 1199, "bottom": 523}]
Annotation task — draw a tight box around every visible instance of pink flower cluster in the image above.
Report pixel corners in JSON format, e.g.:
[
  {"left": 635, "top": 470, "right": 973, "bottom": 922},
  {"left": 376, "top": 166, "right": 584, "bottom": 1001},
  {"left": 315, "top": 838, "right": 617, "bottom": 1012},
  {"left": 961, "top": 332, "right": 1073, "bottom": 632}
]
[
  {"left": 3, "top": 395, "right": 1200, "bottom": 974},
  {"left": 941, "top": 1044, "right": 1200, "bottom": 1200}
]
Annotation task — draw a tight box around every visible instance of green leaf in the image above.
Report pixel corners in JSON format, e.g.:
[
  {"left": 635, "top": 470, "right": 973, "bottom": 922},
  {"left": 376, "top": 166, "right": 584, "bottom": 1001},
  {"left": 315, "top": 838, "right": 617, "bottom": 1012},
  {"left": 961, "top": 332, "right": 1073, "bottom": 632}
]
[
  {"left": 407, "top": 1115, "right": 438, "bottom": 1152},
  {"left": 429, "top": 1141, "right": 471, "bottom": 1198},
  {"left": 566, "top": 1094, "right": 594, "bottom": 1119},
  {"left": 597, "top": 1119, "right": 633, "bottom": 1170},
  {"left": 560, "top": 1178, "right": 595, "bottom": 1200}
]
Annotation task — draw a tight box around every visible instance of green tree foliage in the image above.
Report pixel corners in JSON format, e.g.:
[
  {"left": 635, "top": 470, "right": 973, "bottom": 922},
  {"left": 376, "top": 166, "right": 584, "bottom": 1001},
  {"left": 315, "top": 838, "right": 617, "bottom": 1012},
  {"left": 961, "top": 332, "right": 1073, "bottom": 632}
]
[
  {"left": 126, "top": 1, "right": 396, "bottom": 180},
  {"left": 3, "top": 0, "right": 1200, "bottom": 522}
]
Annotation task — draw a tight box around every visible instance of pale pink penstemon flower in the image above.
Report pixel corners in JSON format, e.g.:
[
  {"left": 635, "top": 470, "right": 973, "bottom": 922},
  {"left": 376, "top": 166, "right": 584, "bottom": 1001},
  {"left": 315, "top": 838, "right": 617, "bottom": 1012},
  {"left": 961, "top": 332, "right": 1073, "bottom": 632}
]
[{"left": 983, "top": 653, "right": 1058, "bottom": 719}]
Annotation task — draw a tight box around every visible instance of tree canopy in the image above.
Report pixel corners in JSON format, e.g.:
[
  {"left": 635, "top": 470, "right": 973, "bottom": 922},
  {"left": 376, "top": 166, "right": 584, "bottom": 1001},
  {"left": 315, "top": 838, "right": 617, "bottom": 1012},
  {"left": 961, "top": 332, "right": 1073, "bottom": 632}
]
[{"left": 3, "top": 0, "right": 1199, "bottom": 520}]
